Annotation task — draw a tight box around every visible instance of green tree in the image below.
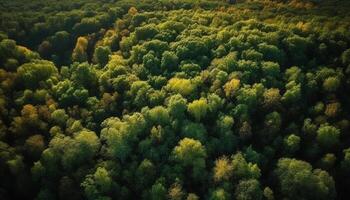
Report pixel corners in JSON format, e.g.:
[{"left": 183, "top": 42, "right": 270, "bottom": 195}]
[
  {"left": 231, "top": 152, "right": 261, "bottom": 181},
  {"left": 173, "top": 138, "right": 206, "bottom": 167},
  {"left": 209, "top": 188, "right": 230, "bottom": 200},
  {"left": 93, "top": 46, "right": 111, "bottom": 67},
  {"left": 50, "top": 109, "right": 68, "bottom": 127},
  {"left": 283, "top": 134, "right": 300, "bottom": 154},
  {"left": 187, "top": 98, "right": 208, "bottom": 122},
  {"left": 275, "top": 158, "right": 336, "bottom": 200},
  {"left": 234, "top": 179, "right": 263, "bottom": 200},
  {"left": 24, "top": 134, "right": 45, "bottom": 160},
  {"left": 323, "top": 77, "right": 340, "bottom": 92},
  {"left": 81, "top": 167, "right": 113, "bottom": 200},
  {"left": 161, "top": 51, "right": 179, "bottom": 72},
  {"left": 17, "top": 60, "right": 58, "bottom": 89},
  {"left": 316, "top": 124, "right": 340, "bottom": 149},
  {"left": 166, "top": 94, "right": 187, "bottom": 119}
]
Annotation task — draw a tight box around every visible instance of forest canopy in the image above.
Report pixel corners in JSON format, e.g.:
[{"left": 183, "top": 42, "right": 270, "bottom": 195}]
[{"left": 0, "top": 0, "right": 350, "bottom": 199}]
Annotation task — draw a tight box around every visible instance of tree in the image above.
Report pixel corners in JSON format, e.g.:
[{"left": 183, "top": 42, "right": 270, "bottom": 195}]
[
  {"left": 263, "top": 88, "right": 281, "bottom": 108},
  {"left": 135, "top": 24, "right": 159, "bottom": 41},
  {"left": 72, "top": 37, "right": 88, "bottom": 63},
  {"left": 100, "top": 114, "right": 146, "bottom": 162},
  {"left": 73, "top": 17, "right": 100, "bottom": 35},
  {"left": 143, "top": 51, "right": 160, "bottom": 74},
  {"left": 281, "top": 81, "right": 301, "bottom": 104},
  {"left": 283, "top": 134, "right": 300, "bottom": 154},
  {"left": 181, "top": 121, "right": 207, "bottom": 142},
  {"left": 161, "top": 51, "right": 179, "bottom": 72},
  {"left": 223, "top": 78, "right": 240, "bottom": 98},
  {"left": 49, "top": 31, "right": 70, "bottom": 54},
  {"left": 187, "top": 98, "right": 208, "bottom": 122},
  {"left": 264, "top": 111, "right": 282, "bottom": 138},
  {"left": 150, "top": 181, "right": 167, "bottom": 200},
  {"left": 129, "top": 81, "right": 152, "bottom": 108},
  {"left": 316, "top": 124, "right": 340, "bottom": 149},
  {"left": 52, "top": 80, "right": 89, "bottom": 106},
  {"left": 173, "top": 138, "right": 206, "bottom": 167},
  {"left": 341, "top": 148, "right": 350, "bottom": 172},
  {"left": 261, "top": 61, "right": 280, "bottom": 80},
  {"left": 236, "top": 84, "right": 263, "bottom": 110},
  {"left": 274, "top": 158, "right": 336, "bottom": 200},
  {"left": 324, "top": 102, "right": 341, "bottom": 118},
  {"left": 263, "top": 187, "right": 274, "bottom": 200},
  {"left": 186, "top": 193, "right": 199, "bottom": 200},
  {"left": 234, "top": 179, "right": 263, "bottom": 200},
  {"left": 143, "top": 106, "right": 170, "bottom": 126},
  {"left": 81, "top": 167, "right": 113, "bottom": 200},
  {"left": 50, "top": 109, "right": 68, "bottom": 127},
  {"left": 341, "top": 49, "right": 350, "bottom": 66},
  {"left": 24, "top": 134, "right": 45, "bottom": 160},
  {"left": 283, "top": 35, "right": 310, "bottom": 65},
  {"left": 209, "top": 188, "right": 230, "bottom": 200},
  {"left": 166, "top": 78, "right": 196, "bottom": 97},
  {"left": 241, "top": 49, "right": 263, "bottom": 62},
  {"left": 231, "top": 152, "right": 261, "bottom": 181},
  {"left": 166, "top": 94, "right": 187, "bottom": 119},
  {"left": 239, "top": 121, "right": 252, "bottom": 140},
  {"left": 318, "top": 153, "right": 336, "bottom": 170},
  {"left": 93, "top": 46, "right": 111, "bottom": 67},
  {"left": 168, "top": 183, "right": 184, "bottom": 200},
  {"left": 258, "top": 43, "right": 284, "bottom": 63},
  {"left": 71, "top": 62, "right": 98, "bottom": 90},
  {"left": 17, "top": 60, "right": 58, "bottom": 89},
  {"left": 60, "top": 130, "right": 101, "bottom": 171},
  {"left": 323, "top": 77, "right": 340, "bottom": 92},
  {"left": 135, "top": 159, "right": 156, "bottom": 190},
  {"left": 213, "top": 156, "right": 233, "bottom": 182}
]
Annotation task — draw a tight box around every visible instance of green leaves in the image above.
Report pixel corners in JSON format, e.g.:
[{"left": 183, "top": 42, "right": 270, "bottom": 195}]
[
  {"left": 275, "top": 158, "right": 336, "bottom": 200},
  {"left": 187, "top": 98, "right": 208, "bottom": 122},
  {"left": 17, "top": 59, "right": 58, "bottom": 89},
  {"left": 173, "top": 138, "right": 206, "bottom": 167},
  {"left": 2, "top": 1, "right": 350, "bottom": 199},
  {"left": 81, "top": 167, "right": 113, "bottom": 200},
  {"left": 316, "top": 124, "right": 340, "bottom": 149}
]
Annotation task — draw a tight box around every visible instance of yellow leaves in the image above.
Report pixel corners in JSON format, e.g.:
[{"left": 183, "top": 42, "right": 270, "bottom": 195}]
[
  {"left": 325, "top": 102, "right": 341, "bottom": 118},
  {"left": 289, "top": 0, "right": 315, "bottom": 10},
  {"left": 224, "top": 78, "right": 240, "bottom": 98},
  {"left": 213, "top": 156, "right": 233, "bottom": 182},
  {"left": 72, "top": 36, "right": 88, "bottom": 62},
  {"left": 263, "top": 88, "right": 281, "bottom": 108},
  {"left": 167, "top": 78, "right": 196, "bottom": 97},
  {"left": 97, "top": 29, "right": 117, "bottom": 48},
  {"left": 173, "top": 138, "right": 206, "bottom": 165},
  {"left": 296, "top": 21, "right": 312, "bottom": 33},
  {"left": 168, "top": 183, "right": 184, "bottom": 200},
  {"left": 128, "top": 7, "right": 138, "bottom": 16},
  {"left": 21, "top": 104, "right": 38, "bottom": 123},
  {"left": 17, "top": 45, "right": 32, "bottom": 57},
  {"left": 77, "top": 37, "right": 88, "bottom": 48},
  {"left": 188, "top": 98, "right": 208, "bottom": 122},
  {"left": 107, "top": 54, "right": 126, "bottom": 69}
]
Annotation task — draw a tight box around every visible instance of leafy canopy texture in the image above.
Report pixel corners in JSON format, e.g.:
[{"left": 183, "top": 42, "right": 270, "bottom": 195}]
[{"left": 0, "top": 0, "right": 350, "bottom": 199}]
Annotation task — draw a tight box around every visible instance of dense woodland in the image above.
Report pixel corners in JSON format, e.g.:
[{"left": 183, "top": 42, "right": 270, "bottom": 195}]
[{"left": 1, "top": 0, "right": 350, "bottom": 199}]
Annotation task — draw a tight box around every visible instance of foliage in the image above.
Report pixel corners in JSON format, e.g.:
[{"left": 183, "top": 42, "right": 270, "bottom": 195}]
[{"left": 0, "top": 0, "right": 350, "bottom": 199}]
